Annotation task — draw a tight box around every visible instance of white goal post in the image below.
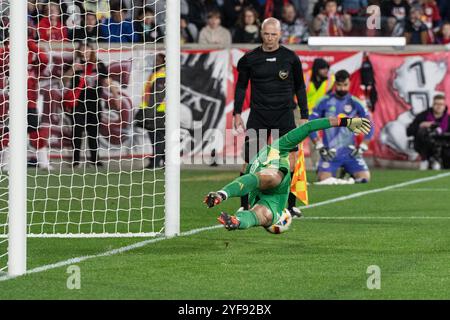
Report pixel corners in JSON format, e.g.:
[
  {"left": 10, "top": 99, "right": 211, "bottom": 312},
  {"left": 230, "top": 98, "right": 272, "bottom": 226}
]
[
  {"left": 3, "top": 0, "right": 180, "bottom": 276},
  {"left": 7, "top": 0, "right": 28, "bottom": 277},
  {"left": 164, "top": 0, "right": 180, "bottom": 238}
]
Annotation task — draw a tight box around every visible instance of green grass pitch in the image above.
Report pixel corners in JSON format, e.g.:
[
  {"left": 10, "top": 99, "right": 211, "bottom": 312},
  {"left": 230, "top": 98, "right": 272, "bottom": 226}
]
[{"left": 0, "top": 168, "right": 450, "bottom": 299}]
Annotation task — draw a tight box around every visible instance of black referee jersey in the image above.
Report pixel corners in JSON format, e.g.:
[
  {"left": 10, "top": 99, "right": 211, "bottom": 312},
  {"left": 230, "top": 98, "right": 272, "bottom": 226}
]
[{"left": 233, "top": 45, "right": 308, "bottom": 122}]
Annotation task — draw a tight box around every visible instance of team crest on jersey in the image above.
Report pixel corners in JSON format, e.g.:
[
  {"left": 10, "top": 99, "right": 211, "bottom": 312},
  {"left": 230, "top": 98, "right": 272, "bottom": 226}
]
[
  {"left": 344, "top": 104, "right": 353, "bottom": 114},
  {"left": 279, "top": 70, "right": 289, "bottom": 80}
]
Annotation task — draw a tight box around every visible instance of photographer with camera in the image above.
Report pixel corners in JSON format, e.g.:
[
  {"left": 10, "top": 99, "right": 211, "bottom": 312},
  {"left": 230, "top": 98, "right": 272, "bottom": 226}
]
[{"left": 407, "top": 94, "right": 450, "bottom": 170}]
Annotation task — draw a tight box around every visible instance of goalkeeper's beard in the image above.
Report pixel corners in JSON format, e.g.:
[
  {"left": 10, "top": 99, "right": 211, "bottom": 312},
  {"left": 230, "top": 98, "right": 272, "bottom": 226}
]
[{"left": 335, "top": 90, "right": 348, "bottom": 98}]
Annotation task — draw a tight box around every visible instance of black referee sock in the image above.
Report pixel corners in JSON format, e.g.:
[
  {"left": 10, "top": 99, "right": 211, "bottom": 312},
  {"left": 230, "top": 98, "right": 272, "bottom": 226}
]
[
  {"left": 239, "top": 172, "right": 249, "bottom": 210},
  {"left": 288, "top": 172, "right": 296, "bottom": 209}
]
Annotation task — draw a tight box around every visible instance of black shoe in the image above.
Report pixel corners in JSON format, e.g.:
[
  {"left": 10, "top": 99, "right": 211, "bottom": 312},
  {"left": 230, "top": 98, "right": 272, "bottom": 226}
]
[
  {"left": 28, "top": 158, "right": 38, "bottom": 168},
  {"left": 72, "top": 161, "right": 80, "bottom": 168},
  {"left": 145, "top": 158, "right": 155, "bottom": 169},
  {"left": 288, "top": 207, "right": 303, "bottom": 218},
  {"left": 95, "top": 161, "right": 104, "bottom": 167},
  {"left": 146, "top": 158, "right": 164, "bottom": 169},
  {"left": 88, "top": 161, "right": 103, "bottom": 167},
  {"left": 217, "top": 212, "right": 240, "bottom": 230}
]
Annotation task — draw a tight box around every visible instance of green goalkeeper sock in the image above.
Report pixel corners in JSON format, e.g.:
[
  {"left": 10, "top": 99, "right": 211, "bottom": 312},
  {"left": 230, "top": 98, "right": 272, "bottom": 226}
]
[
  {"left": 236, "top": 210, "right": 259, "bottom": 229},
  {"left": 219, "top": 173, "right": 259, "bottom": 199}
]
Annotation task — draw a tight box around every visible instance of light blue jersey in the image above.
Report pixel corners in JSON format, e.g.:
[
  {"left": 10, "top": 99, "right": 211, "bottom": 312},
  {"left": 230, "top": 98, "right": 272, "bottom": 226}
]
[{"left": 309, "top": 93, "right": 373, "bottom": 156}]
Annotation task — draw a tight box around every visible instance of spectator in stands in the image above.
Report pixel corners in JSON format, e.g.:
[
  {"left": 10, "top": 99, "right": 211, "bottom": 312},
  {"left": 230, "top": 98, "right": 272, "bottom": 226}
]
[
  {"left": 63, "top": 0, "right": 85, "bottom": 41},
  {"left": 290, "top": 0, "right": 310, "bottom": 19},
  {"left": 99, "top": 1, "right": 138, "bottom": 42},
  {"left": 420, "top": 0, "right": 441, "bottom": 43},
  {"left": 382, "top": 0, "right": 411, "bottom": 20},
  {"left": 0, "top": 40, "right": 54, "bottom": 171},
  {"left": 84, "top": 0, "right": 111, "bottom": 20},
  {"left": 140, "top": 0, "right": 167, "bottom": 34},
  {"left": 222, "top": 0, "right": 263, "bottom": 29},
  {"left": 436, "top": 21, "right": 450, "bottom": 44},
  {"left": 135, "top": 6, "right": 163, "bottom": 43},
  {"left": 198, "top": 10, "right": 232, "bottom": 45},
  {"left": 407, "top": 94, "right": 450, "bottom": 170},
  {"left": 404, "top": 6, "right": 429, "bottom": 44},
  {"left": 135, "top": 53, "right": 167, "bottom": 168},
  {"left": 70, "top": 11, "right": 99, "bottom": 42},
  {"left": 341, "top": 0, "right": 367, "bottom": 36},
  {"left": 37, "top": 1, "right": 69, "bottom": 42},
  {"left": 181, "top": 15, "right": 199, "bottom": 44},
  {"left": 186, "top": 0, "right": 220, "bottom": 31},
  {"left": 381, "top": 0, "right": 411, "bottom": 36},
  {"left": 280, "top": 3, "right": 309, "bottom": 44},
  {"left": 312, "top": 0, "right": 352, "bottom": 36},
  {"left": 63, "top": 41, "right": 109, "bottom": 168},
  {"left": 313, "top": 0, "right": 343, "bottom": 17},
  {"left": 341, "top": 0, "right": 367, "bottom": 15},
  {"left": 26, "top": 1, "right": 39, "bottom": 40},
  {"left": 232, "top": 6, "right": 261, "bottom": 43},
  {"left": 28, "top": 0, "right": 39, "bottom": 25},
  {"left": 263, "top": 0, "right": 293, "bottom": 20}
]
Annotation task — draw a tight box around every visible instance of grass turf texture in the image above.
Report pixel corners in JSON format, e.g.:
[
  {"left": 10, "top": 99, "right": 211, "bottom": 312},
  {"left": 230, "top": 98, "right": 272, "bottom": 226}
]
[{"left": 0, "top": 169, "right": 449, "bottom": 299}]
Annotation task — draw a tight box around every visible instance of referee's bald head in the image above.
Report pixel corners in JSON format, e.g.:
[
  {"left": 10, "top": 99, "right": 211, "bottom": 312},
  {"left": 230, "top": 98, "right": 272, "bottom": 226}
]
[
  {"left": 261, "top": 18, "right": 281, "bottom": 51},
  {"left": 261, "top": 17, "right": 281, "bottom": 31}
]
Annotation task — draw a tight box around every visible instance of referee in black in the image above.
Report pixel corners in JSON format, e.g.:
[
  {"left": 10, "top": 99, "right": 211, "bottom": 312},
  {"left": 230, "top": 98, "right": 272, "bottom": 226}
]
[{"left": 233, "top": 17, "right": 308, "bottom": 217}]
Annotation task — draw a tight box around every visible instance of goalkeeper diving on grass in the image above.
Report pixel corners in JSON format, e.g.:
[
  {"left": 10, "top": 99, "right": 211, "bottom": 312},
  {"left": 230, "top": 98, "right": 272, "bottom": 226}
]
[{"left": 203, "top": 117, "right": 372, "bottom": 233}]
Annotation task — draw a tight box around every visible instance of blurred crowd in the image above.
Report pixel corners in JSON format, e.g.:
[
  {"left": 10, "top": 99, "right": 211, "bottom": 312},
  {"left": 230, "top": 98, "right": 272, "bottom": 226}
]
[
  {"left": 0, "top": 0, "right": 450, "bottom": 45},
  {"left": 0, "top": 0, "right": 449, "bottom": 46},
  {"left": 182, "top": 0, "right": 450, "bottom": 45}
]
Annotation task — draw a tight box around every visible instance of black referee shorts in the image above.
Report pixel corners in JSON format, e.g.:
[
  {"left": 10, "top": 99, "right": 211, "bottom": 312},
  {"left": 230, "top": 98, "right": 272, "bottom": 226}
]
[{"left": 242, "top": 108, "right": 298, "bottom": 163}]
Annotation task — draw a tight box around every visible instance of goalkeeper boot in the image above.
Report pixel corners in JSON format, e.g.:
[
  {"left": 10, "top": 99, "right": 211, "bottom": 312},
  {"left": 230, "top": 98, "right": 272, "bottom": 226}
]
[
  {"left": 217, "top": 212, "right": 240, "bottom": 230},
  {"left": 203, "top": 191, "right": 227, "bottom": 208}
]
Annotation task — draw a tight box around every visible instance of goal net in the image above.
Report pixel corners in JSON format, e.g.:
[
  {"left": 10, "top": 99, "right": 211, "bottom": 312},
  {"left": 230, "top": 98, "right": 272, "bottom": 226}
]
[{"left": 0, "top": 0, "right": 180, "bottom": 276}]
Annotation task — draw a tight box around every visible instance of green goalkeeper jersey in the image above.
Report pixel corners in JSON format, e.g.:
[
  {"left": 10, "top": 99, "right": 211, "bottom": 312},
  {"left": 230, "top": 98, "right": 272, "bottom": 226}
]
[{"left": 244, "top": 118, "right": 332, "bottom": 217}]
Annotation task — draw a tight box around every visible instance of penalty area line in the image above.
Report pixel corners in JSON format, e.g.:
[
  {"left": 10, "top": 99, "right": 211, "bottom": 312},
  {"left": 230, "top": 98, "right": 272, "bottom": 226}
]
[{"left": 1, "top": 171, "right": 449, "bottom": 282}]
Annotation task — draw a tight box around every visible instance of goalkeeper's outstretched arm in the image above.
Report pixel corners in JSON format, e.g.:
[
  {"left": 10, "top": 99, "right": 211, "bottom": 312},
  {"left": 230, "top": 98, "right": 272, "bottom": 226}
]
[{"left": 276, "top": 117, "right": 372, "bottom": 153}]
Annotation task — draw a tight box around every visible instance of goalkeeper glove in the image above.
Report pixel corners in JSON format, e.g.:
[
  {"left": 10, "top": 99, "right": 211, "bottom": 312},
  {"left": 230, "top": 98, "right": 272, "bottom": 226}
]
[
  {"left": 349, "top": 143, "right": 369, "bottom": 158},
  {"left": 315, "top": 142, "right": 336, "bottom": 162},
  {"left": 343, "top": 118, "right": 372, "bottom": 135}
]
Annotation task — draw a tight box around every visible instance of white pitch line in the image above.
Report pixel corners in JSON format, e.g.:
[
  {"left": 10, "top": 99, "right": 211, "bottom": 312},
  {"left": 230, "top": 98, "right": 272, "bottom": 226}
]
[
  {"left": 387, "top": 188, "right": 450, "bottom": 192},
  {"left": 299, "top": 172, "right": 450, "bottom": 210},
  {"left": 302, "top": 216, "right": 450, "bottom": 220},
  {"left": 1, "top": 172, "right": 449, "bottom": 282},
  {"left": 0, "top": 225, "right": 221, "bottom": 282}
]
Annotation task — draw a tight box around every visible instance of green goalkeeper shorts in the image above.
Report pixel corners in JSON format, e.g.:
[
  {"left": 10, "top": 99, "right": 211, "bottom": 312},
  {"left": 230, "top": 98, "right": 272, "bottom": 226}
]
[{"left": 250, "top": 170, "right": 291, "bottom": 224}]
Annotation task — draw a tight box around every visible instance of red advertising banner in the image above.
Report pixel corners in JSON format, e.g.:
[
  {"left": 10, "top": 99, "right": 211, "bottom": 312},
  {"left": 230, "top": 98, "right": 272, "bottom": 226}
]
[{"left": 369, "top": 52, "right": 450, "bottom": 160}]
